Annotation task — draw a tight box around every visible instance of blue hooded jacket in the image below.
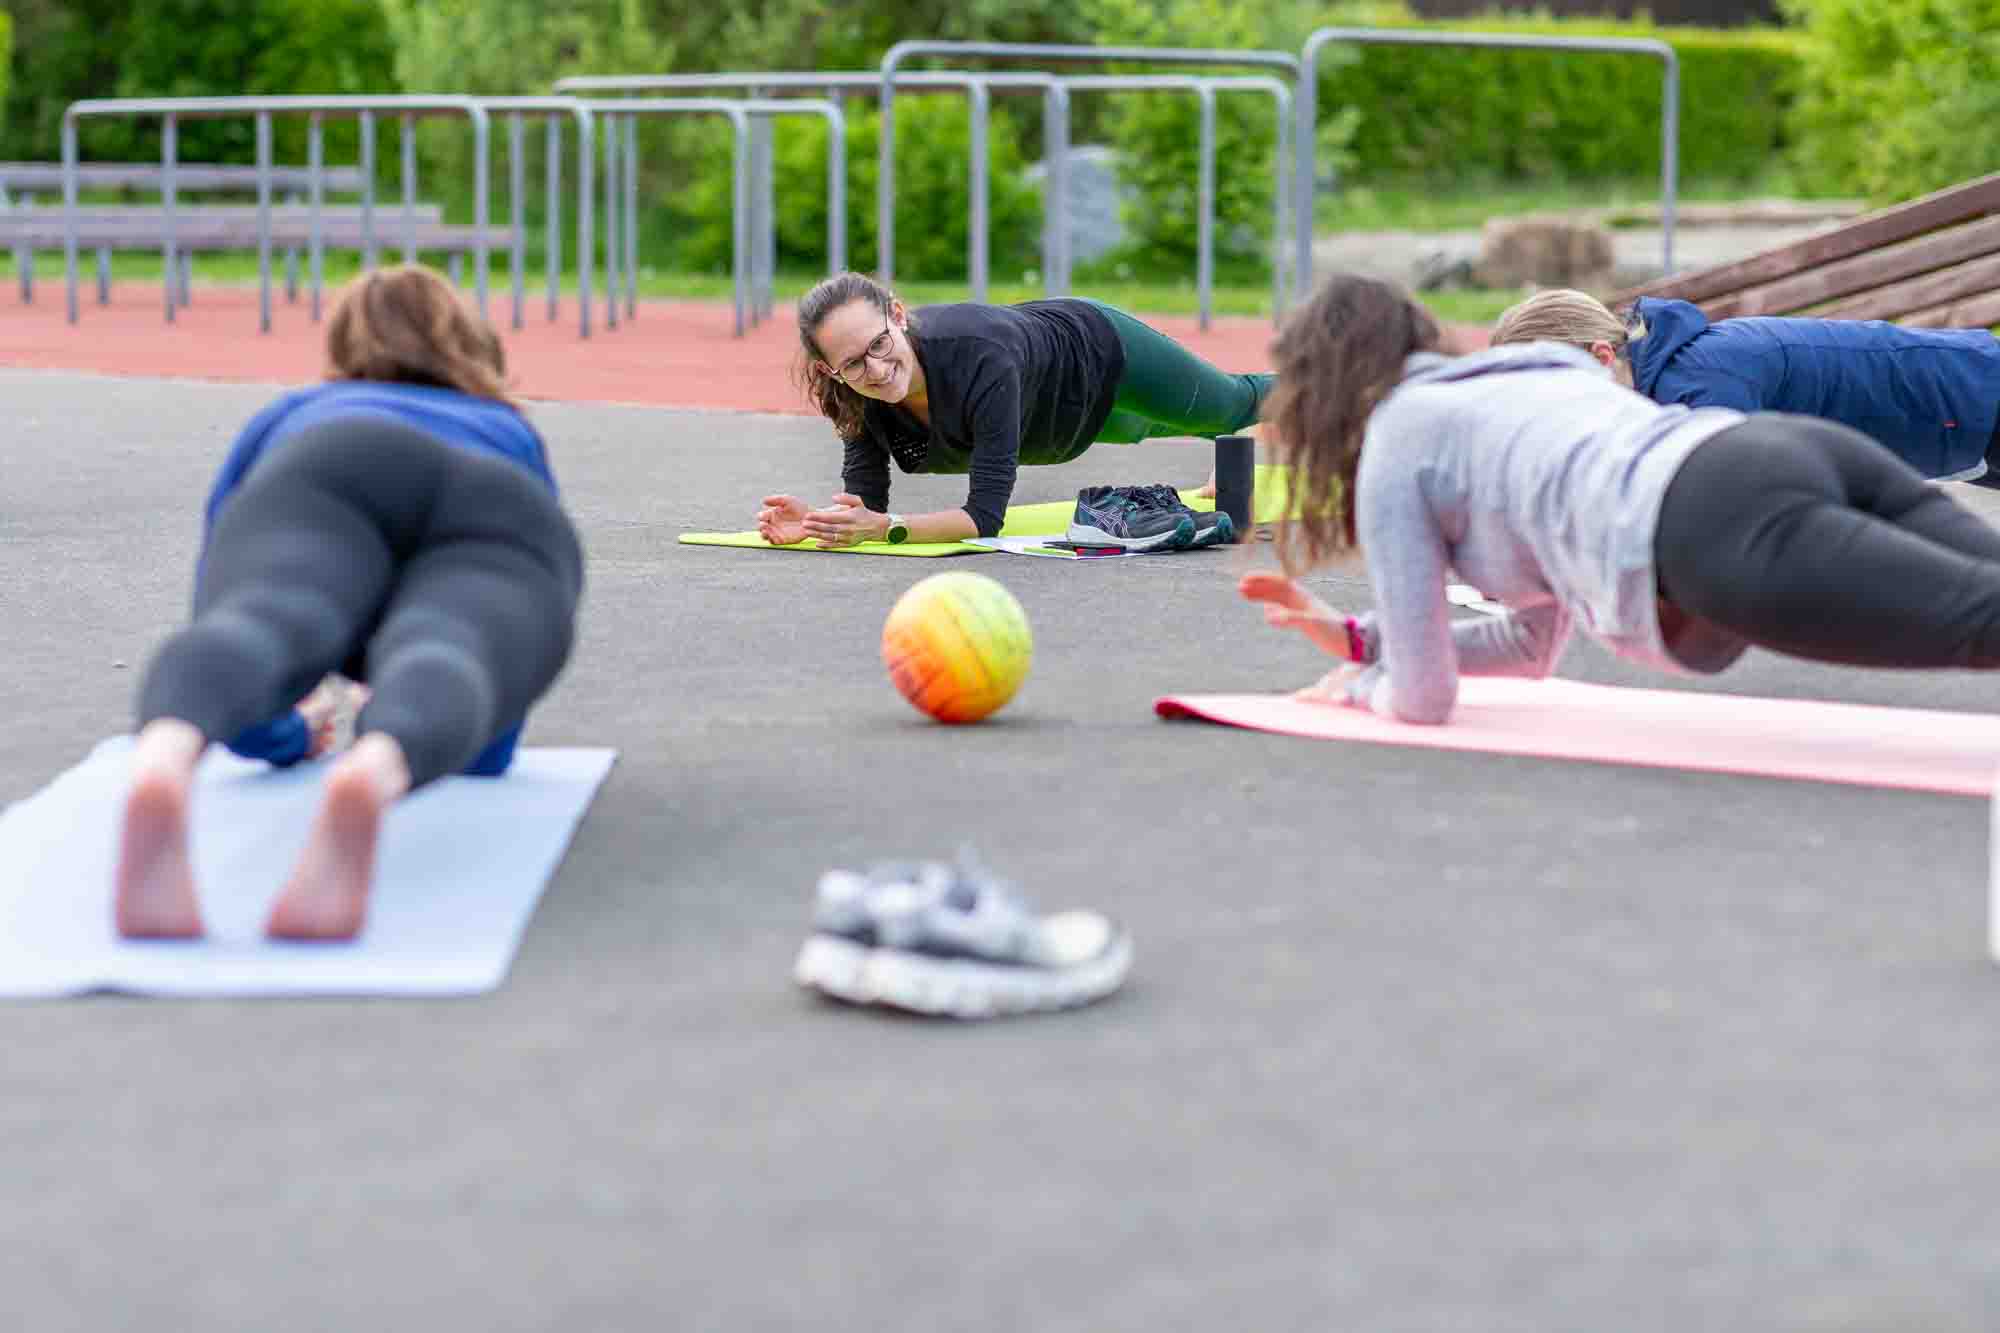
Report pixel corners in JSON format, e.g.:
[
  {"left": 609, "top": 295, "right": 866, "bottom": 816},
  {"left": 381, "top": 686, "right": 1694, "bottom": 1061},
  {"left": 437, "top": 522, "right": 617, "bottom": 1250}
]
[
  {"left": 201, "top": 381, "right": 559, "bottom": 776},
  {"left": 1627, "top": 297, "right": 2000, "bottom": 479}
]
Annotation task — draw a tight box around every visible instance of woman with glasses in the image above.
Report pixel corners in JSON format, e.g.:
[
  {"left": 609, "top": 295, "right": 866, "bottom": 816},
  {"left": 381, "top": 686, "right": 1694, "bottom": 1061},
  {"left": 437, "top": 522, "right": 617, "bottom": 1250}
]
[
  {"left": 1491, "top": 288, "right": 2000, "bottom": 484},
  {"left": 754, "top": 271, "right": 1274, "bottom": 549}
]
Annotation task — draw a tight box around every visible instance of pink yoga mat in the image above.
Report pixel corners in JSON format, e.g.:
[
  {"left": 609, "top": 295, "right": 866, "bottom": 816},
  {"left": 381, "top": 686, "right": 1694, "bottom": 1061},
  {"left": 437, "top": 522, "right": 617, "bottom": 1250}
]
[{"left": 1155, "top": 676, "right": 2000, "bottom": 797}]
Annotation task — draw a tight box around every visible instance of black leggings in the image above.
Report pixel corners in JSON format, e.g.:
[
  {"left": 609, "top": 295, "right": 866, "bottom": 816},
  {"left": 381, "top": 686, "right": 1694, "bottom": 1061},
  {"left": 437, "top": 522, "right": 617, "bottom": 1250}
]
[
  {"left": 1654, "top": 413, "right": 2000, "bottom": 669},
  {"left": 139, "top": 417, "right": 584, "bottom": 788}
]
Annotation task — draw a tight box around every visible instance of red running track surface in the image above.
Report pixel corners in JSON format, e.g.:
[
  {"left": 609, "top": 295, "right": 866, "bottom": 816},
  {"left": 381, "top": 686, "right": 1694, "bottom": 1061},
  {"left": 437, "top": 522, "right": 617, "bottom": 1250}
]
[{"left": 1, "top": 281, "right": 1488, "bottom": 410}]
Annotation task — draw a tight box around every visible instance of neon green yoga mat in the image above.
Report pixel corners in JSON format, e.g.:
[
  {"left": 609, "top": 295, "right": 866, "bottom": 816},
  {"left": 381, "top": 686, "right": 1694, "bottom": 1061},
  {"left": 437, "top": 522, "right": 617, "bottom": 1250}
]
[{"left": 677, "top": 467, "right": 1294, "bottom": 556}]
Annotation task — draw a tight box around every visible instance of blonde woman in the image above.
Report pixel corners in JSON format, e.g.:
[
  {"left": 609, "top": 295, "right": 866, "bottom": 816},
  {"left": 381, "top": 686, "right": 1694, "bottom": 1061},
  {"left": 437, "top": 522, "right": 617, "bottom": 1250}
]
[
  {"left": 1493, "top": 288, "right": 2000, "bottom": 483},
  {"left": 115, "top": 265, "right": 585, "bottom": 942}
]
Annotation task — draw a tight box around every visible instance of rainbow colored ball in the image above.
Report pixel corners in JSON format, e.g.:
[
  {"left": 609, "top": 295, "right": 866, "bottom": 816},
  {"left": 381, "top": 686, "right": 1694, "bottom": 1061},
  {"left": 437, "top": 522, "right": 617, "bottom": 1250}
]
[{"left": 880, "top": 572, "right": 1033, "bottom": 723}]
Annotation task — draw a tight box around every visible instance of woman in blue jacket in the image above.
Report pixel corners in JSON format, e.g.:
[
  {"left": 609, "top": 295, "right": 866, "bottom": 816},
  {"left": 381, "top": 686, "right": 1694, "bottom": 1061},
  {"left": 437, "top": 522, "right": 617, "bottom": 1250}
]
[
  {"left": 116, "top": 265, "right": 585, "bottom": 943},
  {"left": 1492, "top": 288, "right": 2000, "bottom": 482}
]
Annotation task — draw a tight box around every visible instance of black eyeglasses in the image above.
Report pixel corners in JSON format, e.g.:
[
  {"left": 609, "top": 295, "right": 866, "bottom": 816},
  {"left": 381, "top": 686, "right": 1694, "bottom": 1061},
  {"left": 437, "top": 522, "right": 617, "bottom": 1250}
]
[{"left": 830, "top": 322, "right": 896, "bottom": 383}]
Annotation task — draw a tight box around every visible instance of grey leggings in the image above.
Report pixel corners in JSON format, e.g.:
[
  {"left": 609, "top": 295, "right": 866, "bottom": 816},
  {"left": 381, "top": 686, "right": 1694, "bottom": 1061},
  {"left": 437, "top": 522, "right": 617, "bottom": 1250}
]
[
  {"left": 139, "top": 417, "right": 584, "bottom": 788},
  {"left": 1655, "top": 413, "right": 2000, "bottom": 668},
  {"left": 1083, "top": 300, "right": 1274, "bottom": 443}
]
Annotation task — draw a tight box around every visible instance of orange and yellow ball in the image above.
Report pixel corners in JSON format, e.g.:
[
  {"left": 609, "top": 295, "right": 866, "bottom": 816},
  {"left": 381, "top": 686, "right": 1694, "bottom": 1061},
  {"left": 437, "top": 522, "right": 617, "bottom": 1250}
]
[{"left": 881, "top": 572, "right": 1033, "bottom": 723}]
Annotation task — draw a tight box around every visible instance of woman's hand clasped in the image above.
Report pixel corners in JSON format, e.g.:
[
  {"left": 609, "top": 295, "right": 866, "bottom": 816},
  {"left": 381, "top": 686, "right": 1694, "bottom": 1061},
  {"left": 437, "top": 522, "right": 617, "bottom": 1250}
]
[
  {"left": 800, "top": 493, "right": 883, "bottom": 548},
  {"left": 756, "top": 493, "right": 884, "bottom": 547},
  {"left": 756, "top": 494, "right": 814, "bottom": 546}
]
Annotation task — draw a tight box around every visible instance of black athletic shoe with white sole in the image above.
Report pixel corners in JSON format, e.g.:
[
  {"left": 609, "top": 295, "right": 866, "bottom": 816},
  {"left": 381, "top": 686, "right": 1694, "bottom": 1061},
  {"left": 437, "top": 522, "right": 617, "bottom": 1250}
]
[
  {"left": 1067, "top": 485, "right": 1195, "bottom": 552},
  {"left": 794, "top": 852, "right": 1133, "bottom": 1018},
  {"left": 1136, "top": 484, "right": 1235, "bottom": 547}
]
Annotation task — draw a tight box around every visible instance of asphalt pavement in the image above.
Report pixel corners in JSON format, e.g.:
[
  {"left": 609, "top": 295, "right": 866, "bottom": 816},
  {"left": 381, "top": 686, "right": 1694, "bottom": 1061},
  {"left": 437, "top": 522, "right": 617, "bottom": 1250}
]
[{"left": 5, "top": 366, "right": 1999, "bottom": 1331}]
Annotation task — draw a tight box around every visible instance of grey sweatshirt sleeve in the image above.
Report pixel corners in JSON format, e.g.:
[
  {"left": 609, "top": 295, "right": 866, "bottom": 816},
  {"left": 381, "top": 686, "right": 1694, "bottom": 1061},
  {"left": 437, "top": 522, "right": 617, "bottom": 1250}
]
[
  {"left": 1351, "top": 603, "right": 1571, "bottom": 681},
  {"left": 1344, "top": 432, "right": 1569, "bottom": 723}
]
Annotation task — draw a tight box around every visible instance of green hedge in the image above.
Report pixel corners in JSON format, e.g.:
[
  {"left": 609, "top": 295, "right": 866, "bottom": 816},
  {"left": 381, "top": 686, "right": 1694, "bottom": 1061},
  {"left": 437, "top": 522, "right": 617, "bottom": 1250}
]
[
  {"left": 0, "top": 11, "right": 12, "bottom": 146},
  {"left": 1319, "top": 14, "right": 1809, "bottom": 183},
  {"left": 1781, "top": 0, "right": 2000, "bottom": 204}
]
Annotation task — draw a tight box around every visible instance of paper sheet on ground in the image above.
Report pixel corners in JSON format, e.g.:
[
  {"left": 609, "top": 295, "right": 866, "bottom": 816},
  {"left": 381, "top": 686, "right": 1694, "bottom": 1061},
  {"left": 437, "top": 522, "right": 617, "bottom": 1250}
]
[
  {"left": 678, "top": 465, "right": 1298, "bottom": 555},
  {"left": 1156, "top": 676, "right": 2000, "bottom": 797},
  {"left": 0, "top": 739, "right": 616, "bottom": 998}
]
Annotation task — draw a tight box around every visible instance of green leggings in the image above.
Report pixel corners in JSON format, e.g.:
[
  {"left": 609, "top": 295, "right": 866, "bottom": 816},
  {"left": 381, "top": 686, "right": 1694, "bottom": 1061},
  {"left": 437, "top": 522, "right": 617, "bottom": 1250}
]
[{"left": 1084, "top": 300, "right": 1276, "bottom": 444}]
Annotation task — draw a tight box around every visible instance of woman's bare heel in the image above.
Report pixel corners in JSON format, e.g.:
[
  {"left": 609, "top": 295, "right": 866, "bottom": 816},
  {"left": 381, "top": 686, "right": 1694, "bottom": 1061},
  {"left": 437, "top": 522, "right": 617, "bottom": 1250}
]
[
  {"left": 114, "top": 720, "right": 208, "bottom": 939},
  {"left": 266, "top": 734, "right": 411, "bottom": 941}
]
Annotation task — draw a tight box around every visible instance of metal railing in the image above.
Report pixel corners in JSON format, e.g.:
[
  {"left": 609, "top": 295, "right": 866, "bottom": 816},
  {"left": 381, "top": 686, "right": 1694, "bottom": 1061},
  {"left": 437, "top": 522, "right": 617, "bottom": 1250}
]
[
  {"left": 470, "top": 97, "right": 597, "bottom": 336},
  {"left": 62, "top": 96, "right": 495, "bottom": 331},
  {"left": 1049, "top": 74, "right": 1292, "bottom": 329},
  {"left": 558, "top": 70, "right": 1047, "bottom": 305},
  {"left": 578, "top": 98, "right": 844, "bottom": 336},
  {"left": 878, "top": 42, "right": 1300, "bottom": 291},
  {"left": 563, "top": 69, "right": 1290, "bottom": 322},
  {"left": 1296, "top": 28, "right": 1680, "bottom": 298}
]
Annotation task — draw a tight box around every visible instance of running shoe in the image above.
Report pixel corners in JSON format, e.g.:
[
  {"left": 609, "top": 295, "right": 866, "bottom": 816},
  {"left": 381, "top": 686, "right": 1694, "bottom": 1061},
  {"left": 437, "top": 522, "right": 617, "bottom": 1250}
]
[
  {"left": 1067, "top": 485, "right": 1195, "bottom": 552},
  {"left": 794, "top": 850, "right": 1133, "bottom": 1019},
  {"left": 1137, "top": 484, "right": 1236, "bottom": 548}
]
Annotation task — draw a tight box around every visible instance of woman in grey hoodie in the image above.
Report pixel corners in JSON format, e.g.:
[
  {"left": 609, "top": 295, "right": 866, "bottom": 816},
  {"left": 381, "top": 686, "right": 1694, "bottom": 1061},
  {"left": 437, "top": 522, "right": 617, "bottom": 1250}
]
[{"left": 1241, "top": 274, "right": 2000, "bottom": 724}]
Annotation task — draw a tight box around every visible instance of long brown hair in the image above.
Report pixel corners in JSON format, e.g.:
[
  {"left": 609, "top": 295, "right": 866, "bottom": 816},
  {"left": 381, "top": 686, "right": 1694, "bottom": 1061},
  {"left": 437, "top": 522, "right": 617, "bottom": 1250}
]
[
  {"left": 793, "top": 270, "right": 918, "bottom": 442},
  {"left": 324, "top": 264, "right": 517, "bottom": 408},
  {"left": 1264, "top": 273, "right": 1441, "bottom": 573}
]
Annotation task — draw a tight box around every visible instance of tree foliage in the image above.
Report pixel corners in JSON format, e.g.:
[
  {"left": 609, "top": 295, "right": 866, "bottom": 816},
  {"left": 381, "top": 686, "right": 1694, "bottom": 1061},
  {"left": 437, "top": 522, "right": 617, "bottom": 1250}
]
[{"left": 1781, "top": 0, "right": 2000, "bottom": 203}]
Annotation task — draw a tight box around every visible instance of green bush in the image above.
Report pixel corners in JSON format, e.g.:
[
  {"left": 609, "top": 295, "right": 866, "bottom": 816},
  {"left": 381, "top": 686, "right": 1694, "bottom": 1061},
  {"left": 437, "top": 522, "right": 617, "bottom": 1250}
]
[
  {"left": 1781, "top": 0, "right": 2000, "bottom": 204},
  {"left": 0, "top": 11, "right": 12, "bottom": 146},
  {"left": 663, "top": 97, "right": 1044, "bottom": 283},
  {"left": 1316, "top": 11, "right": 1808, "bottom": 184},
  {"left": 1096, "top": 85, "right": 1290, "bottom": 282}
]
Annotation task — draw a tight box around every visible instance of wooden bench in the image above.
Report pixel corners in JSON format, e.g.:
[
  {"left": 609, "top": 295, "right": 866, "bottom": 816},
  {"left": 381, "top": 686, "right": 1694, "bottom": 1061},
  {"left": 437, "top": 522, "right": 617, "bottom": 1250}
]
[
  {"left": 0, "top": 162, "right": 370, "bottom": 196},
  {"left": 0, "top": 209, "right": 512, "bottom": 304},
  {"left": 1614, "top": 172, "right": 2000, "bottom": 329},
  {"left": 0, "top": 162, "right": 501, "bottom": 309}
]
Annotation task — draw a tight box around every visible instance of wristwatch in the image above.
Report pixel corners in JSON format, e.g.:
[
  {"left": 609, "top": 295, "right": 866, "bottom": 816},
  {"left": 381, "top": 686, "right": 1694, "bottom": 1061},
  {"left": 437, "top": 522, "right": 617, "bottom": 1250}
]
[{"left": 884, "top": 513, "right": 910, "bottom": 545}]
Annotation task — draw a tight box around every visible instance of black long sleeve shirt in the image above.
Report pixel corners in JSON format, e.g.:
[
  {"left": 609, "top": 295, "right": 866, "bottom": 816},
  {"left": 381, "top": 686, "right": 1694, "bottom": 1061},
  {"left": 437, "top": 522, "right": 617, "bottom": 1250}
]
[{"left": 841, "top": 299, "right": 1125, "bottom": 537}]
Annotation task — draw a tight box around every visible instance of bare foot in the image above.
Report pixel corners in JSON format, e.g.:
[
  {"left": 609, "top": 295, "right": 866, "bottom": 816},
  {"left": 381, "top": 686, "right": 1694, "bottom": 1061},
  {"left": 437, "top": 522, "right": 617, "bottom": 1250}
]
[
  {"left": 266, "top": 735, "right": 410, "bottom": 941},
  {"left": 115, "top": 767, "right": 205, "bottom": 938},
  {"left": 114, "top": 720, "right": 208, "bottom": 939},
  {"left": 1195, "top": 470, "right": 1217, "bottom": 499}
]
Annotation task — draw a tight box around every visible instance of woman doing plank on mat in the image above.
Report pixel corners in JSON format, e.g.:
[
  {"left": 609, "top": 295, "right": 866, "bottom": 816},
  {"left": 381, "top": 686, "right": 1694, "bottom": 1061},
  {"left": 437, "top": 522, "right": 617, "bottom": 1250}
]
[
  {"left": 1491, "top": 288, "right": 2000, "bottom": 483},
  {"left": 755, "top": 271, "right": 1274, "bottom": 552},
  {"left": 1241, "top": 273, "right": 2000, "bottom": 724},
  {"left": 115, "top": 264, "right": 585, "bottom": 941}
]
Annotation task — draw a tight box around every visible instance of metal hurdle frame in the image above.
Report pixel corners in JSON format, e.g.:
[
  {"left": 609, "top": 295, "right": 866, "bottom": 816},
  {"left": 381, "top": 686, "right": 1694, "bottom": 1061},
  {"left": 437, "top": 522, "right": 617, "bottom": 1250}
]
[
  {"left": 63, "top": 96, "right": 495, "bottom": 331},
  {"left": 878, "top": 42, "right": 1301, "bottom": 291},
  {"left": 575, "top": 98, "right": 844, "bottom": 337},
  {"left": 469, "top": 97, "right": 599, "bottom": 337},
  {"left": 1295, "top": 28, "right": 1681, "bottom": 297},
  {"left": 557, "top": 70, "right": 1050, "bottom": 307},
  {"left": 558, "top": 70, "right": 1291, "bottom": 322},
  {"left": 1044, "top": 74, "right": 1292, "bottom": 329}
]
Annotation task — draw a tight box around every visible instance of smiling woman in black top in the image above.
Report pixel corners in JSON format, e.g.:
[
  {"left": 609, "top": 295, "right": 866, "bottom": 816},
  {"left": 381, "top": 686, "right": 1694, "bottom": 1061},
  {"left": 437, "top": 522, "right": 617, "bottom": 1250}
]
[{"left": 756, "top": 271, "right": 1275, "bottom": 547}]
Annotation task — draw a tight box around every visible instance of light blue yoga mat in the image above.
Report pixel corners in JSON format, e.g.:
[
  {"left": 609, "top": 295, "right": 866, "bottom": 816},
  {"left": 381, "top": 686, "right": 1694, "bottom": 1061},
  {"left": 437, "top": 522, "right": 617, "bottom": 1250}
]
[{"left": 0, "top": 738, "right": 616, "bottom": 998}]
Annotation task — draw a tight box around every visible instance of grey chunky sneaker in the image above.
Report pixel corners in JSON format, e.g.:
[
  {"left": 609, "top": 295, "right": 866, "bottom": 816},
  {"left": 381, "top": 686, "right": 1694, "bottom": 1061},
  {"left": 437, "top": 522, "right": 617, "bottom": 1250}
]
[
  {"left": 794, "top": 851, "right": 1133, "bottom": 1018},
  {"left": 1067, "top": 485, "right": 1195, "bottom": 551}
]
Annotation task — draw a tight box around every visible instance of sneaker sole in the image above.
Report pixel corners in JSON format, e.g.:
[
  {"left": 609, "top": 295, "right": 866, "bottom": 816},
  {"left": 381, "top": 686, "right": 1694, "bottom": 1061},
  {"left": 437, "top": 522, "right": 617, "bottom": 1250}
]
[
  {"left": 793, "top": 932, "right": 1134, "bottom": 1018},
  {"left": 1064, "top": 515, "right": 1196, "bottom": 552}
]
